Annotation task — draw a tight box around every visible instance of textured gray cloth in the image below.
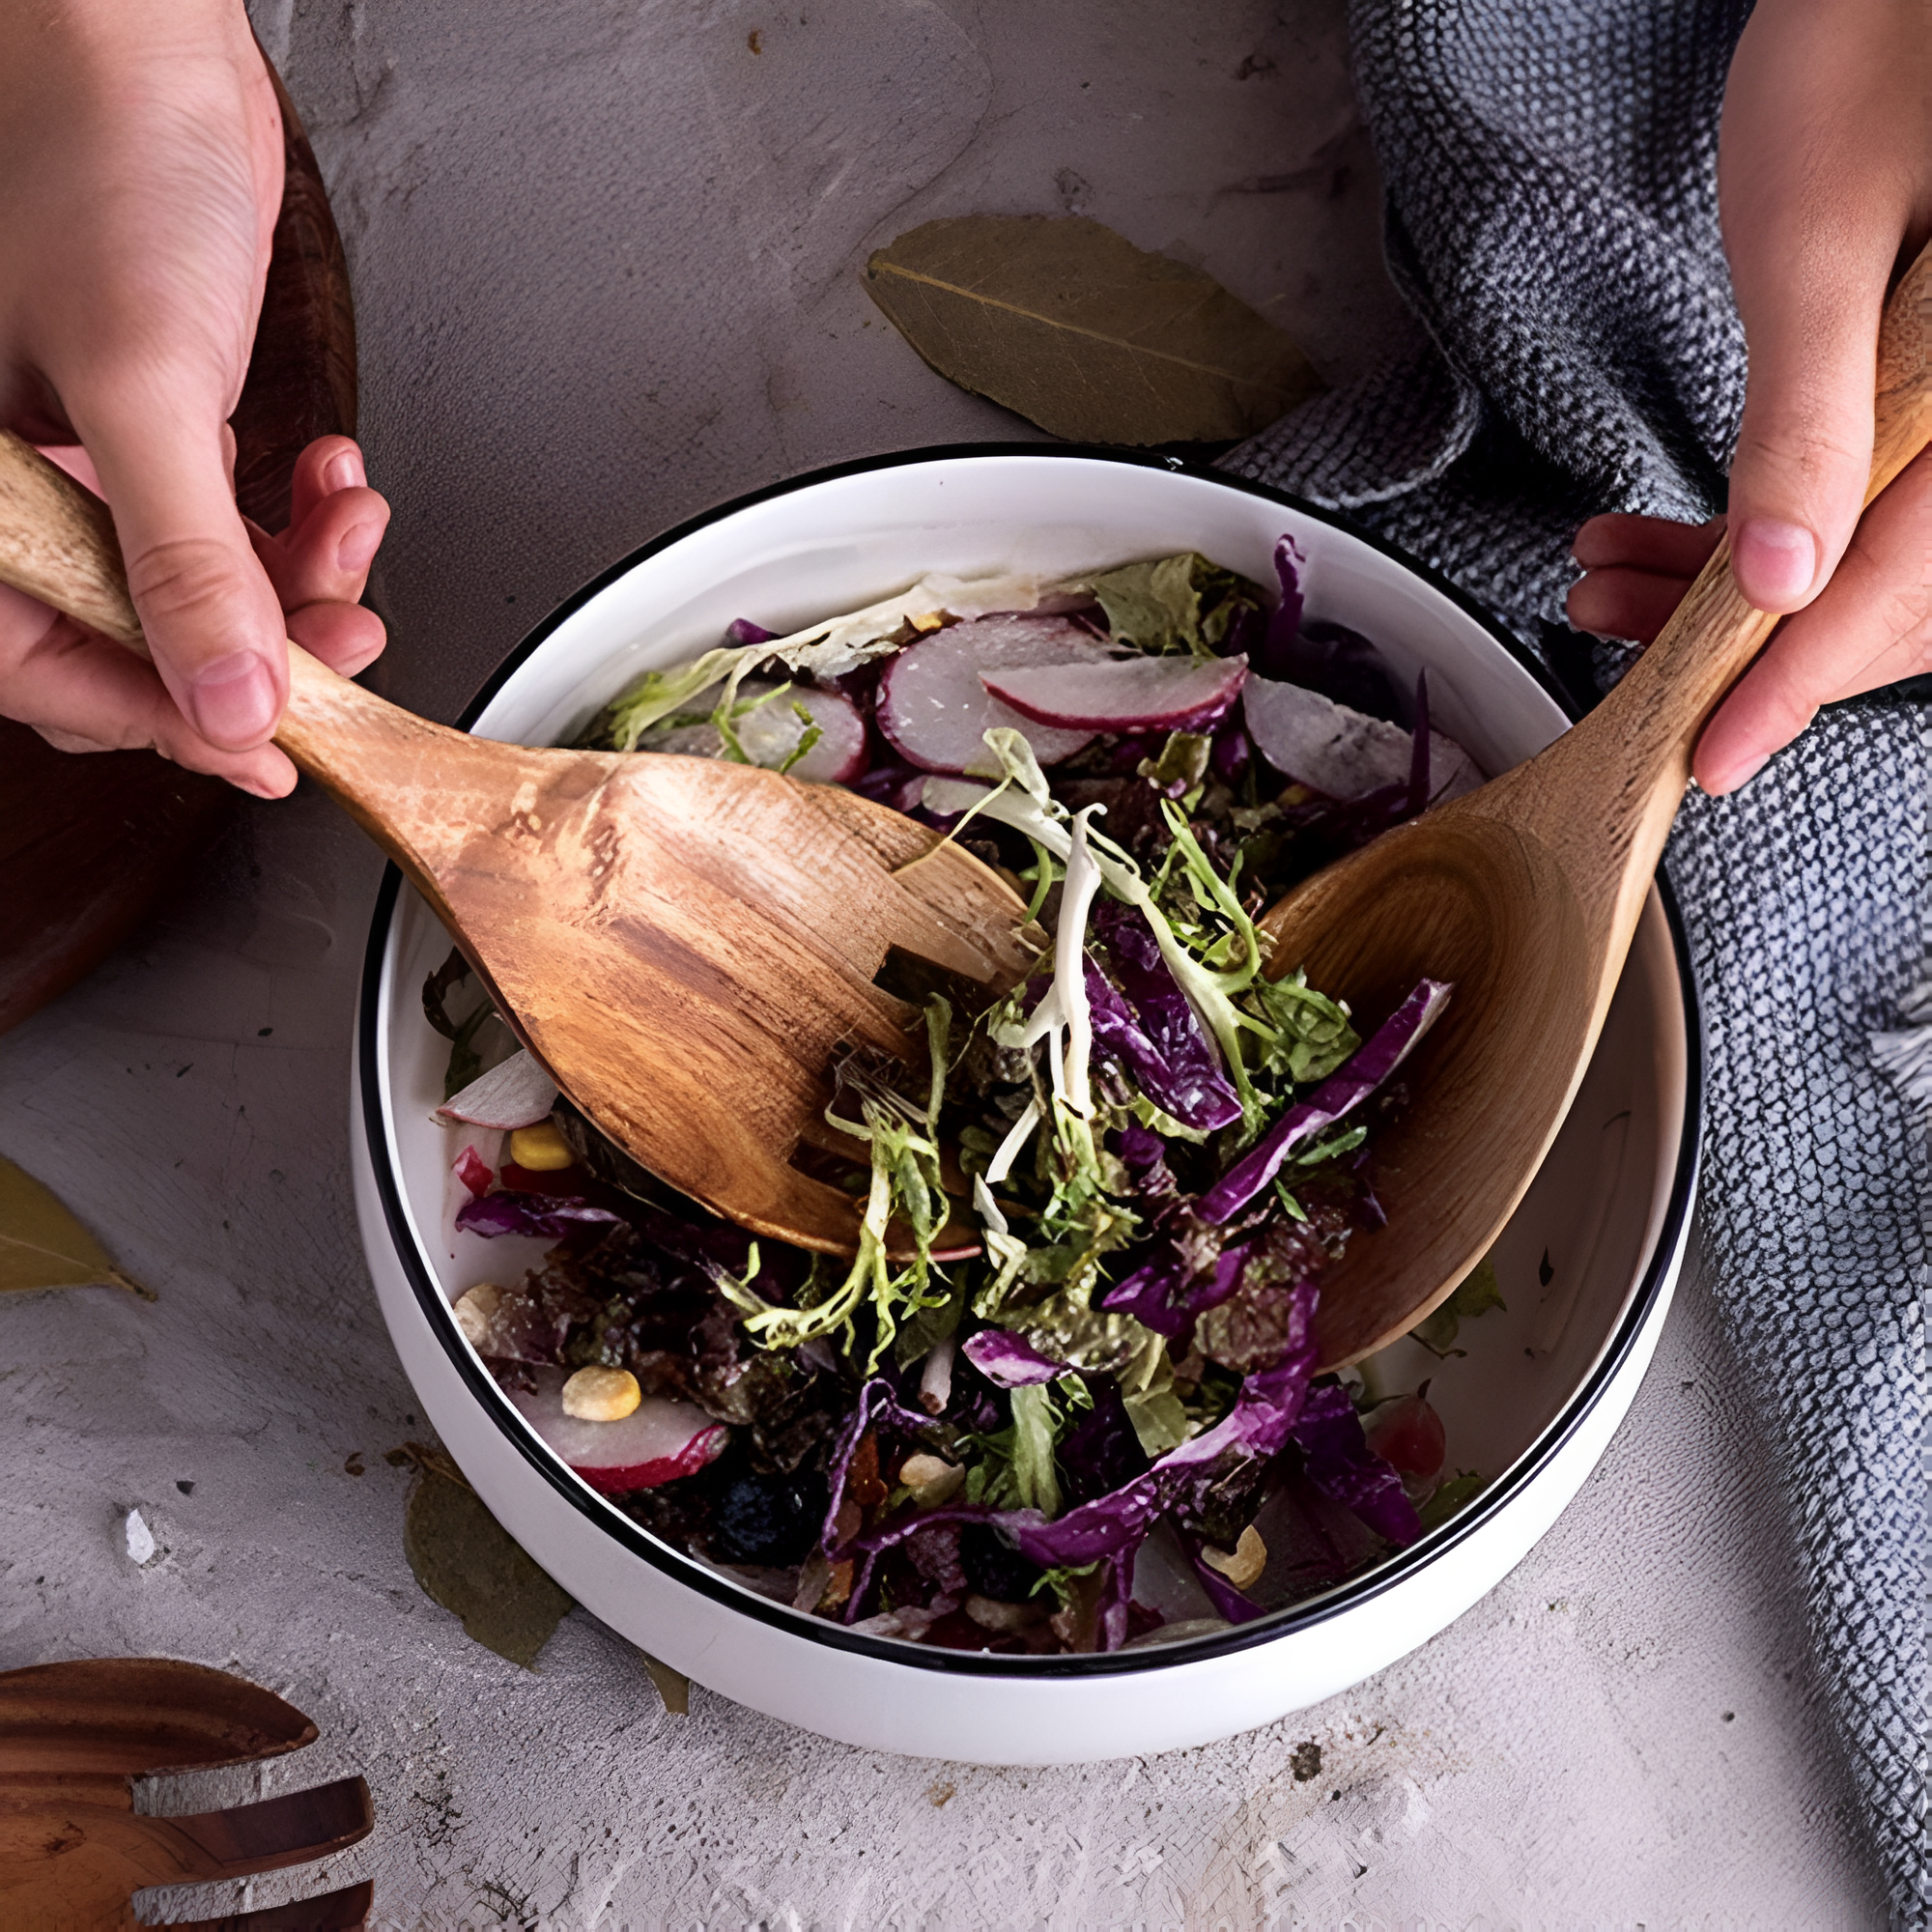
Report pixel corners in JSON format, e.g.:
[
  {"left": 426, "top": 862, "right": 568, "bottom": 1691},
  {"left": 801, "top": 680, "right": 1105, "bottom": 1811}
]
[{"left": 1224, "top": 0, "right": 1928, "bottom": 1917}]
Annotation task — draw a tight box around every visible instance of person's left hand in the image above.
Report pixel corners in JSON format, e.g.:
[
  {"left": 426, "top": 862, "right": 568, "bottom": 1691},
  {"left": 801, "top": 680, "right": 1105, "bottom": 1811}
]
[
  {"left": 1568, "top": 0, "right": 1927, "bottom": 796},
  {"left": 1568, "top": 442, "right": 1931, "bottom": 789},
  {"left": 0, "top": 431, "right": 388, "bottom": 765}
]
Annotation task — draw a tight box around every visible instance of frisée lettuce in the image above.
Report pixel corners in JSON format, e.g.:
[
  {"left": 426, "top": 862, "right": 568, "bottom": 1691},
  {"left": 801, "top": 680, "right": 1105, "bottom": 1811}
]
[{"left": 430, "top": 541, "right": 1497, "bottom": 1654}]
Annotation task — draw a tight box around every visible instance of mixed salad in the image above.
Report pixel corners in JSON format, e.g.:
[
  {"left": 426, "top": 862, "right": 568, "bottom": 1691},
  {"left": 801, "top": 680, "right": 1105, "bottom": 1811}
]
[{"left": 427, "top": 538, "right": 1500, "bottom": 1655}]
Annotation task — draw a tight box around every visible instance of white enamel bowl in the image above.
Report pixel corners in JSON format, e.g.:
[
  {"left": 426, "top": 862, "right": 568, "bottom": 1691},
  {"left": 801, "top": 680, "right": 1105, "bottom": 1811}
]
[{"left": 352, "top": 447, "right": 1698, "bottom": 1765}]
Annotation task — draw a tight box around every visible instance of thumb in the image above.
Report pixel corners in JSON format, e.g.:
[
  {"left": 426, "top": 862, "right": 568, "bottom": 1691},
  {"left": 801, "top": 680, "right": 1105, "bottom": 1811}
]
[
  {"left": 1716, "top": 0, "right": 1918, "bottom": 616},
  {"left": 1724, "top": 252, "right": 1884, "bottom": 615},
  {"left": 67, "top": 377, "right": 289, "bottom": 751}
]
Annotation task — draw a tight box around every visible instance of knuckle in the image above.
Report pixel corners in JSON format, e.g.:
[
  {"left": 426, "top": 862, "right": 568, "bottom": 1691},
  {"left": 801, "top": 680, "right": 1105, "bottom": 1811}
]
[{"left": 124, "top": 538, "right": 260, "bottom": 634}]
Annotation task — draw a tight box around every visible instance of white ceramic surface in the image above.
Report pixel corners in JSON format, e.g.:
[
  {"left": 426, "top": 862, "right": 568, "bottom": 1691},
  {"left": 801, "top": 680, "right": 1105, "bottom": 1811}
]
[{"left": 352, "top": 449, "right": 1697, "bottom": 1765}]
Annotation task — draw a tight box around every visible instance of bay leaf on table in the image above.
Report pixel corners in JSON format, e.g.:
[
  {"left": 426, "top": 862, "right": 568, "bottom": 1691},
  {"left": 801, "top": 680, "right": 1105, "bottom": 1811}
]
[
  {"left": 398, "top": 1447, "right": 572, "bottom": 1671},
  {"left": 0, "top": 1156, "right": 152, "bottom": 1298},
  {"left": 863, "top": 214, "right": 1323, "bottom": 445}
]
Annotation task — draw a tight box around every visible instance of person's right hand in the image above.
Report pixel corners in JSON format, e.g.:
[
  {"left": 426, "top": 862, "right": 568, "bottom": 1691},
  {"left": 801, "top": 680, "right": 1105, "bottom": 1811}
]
[{"left": 0, "top": 0, "right": 385, "bottom": 796}]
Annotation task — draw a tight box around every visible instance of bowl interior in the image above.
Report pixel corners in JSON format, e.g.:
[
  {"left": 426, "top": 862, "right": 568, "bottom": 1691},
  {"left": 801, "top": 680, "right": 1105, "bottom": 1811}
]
[{"left": 367, "top": 452, "right": 1690, "bottom": 1646}]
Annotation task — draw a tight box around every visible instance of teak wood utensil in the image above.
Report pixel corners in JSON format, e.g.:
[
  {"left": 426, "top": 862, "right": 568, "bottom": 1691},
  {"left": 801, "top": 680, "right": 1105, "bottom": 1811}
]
[
  {"left": 1266, "top": 237, "right": 1932, "bottom": 1371},
  {"left": 0, "top": 431, "right": 1037, "bottom": 1257},
  {"left": 0, "top": 1657, "right": 373, "bottom": 1931}
]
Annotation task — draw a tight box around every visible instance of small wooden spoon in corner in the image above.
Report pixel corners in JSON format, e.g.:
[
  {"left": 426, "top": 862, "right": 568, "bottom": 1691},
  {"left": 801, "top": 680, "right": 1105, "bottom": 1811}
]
[
  {"left": 0, "top": 436, "right": 1038, "bottom": 1257},
  {"left": 1264, "top": 238, "right": 1932, "bottom": 1372}
]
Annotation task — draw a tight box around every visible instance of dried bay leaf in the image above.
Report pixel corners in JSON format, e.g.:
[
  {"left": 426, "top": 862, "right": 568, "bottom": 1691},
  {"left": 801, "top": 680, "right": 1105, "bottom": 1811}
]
[
  {"left": 863, "top": 214, "right": 1322, "bottom": 445},
  {"left": 399, "top": 1448, "right": 572, "bottom": 1670},
  {"left": 0, "top": 1156, "right": 151, "bottom": 1298},
  {"left": 635, "top": 1647, "right": 690, "bottom": 1716}
]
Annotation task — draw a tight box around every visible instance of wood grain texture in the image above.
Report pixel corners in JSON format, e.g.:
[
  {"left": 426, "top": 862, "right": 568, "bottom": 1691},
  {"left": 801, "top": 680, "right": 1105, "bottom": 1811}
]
[
  {"left": 0, "top": 1659, "right": 372, "bottom": 1931},
  {"left": 270, "top": 648, "right": 1037, "bottom": 1253},
  {"left": 1265, "top": 238, "right": 1932, "bottom": 1371},
  {"left": 0, "top": 438, "right": 1036, "bottom": 1254},
  {"left": 0, "top": 46, "right": 357, "bottom": 1037}
]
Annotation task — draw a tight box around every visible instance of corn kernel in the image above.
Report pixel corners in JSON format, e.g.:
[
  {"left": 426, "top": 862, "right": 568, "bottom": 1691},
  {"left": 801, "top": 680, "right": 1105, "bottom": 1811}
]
[
  {"left": 562, "top": 1365, "right": 641, "bottom": 1422},
  {"left": 898, "top": 1451, "right": 965, "bottom": 1506},
  {"left": 452, "top": 1283, "right": 503, "bottom": 1350},
  {"left": 1202, "top": 1523, "right": 1266, "bottom": 1591},
  {"left": 509, "top": 1122, "right": 575, "bottom": 1171}
]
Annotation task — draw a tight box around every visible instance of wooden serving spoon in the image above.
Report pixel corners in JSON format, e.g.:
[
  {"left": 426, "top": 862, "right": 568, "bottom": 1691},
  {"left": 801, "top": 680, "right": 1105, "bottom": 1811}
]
[
  {"left": 1271, "top": 238, "right": 1932, "bottom": 1371},
  {"left": 0, "top": 433, "right": 1037, "bottom": 1257},
  {"left": 0, "top": 1657, "right": 373, "bottom": 1930}
]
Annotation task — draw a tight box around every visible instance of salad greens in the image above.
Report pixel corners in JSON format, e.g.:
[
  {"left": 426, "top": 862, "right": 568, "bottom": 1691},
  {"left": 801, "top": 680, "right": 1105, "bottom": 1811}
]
[{"left": 434, "top": 540, "right": 1499, "bottom": 1655}]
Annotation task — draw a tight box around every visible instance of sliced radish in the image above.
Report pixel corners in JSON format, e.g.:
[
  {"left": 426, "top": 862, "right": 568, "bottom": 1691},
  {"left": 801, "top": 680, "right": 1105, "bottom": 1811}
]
[
  {"left": 919, "top": 776, "right": 995, "bottom": 821},
  {"left": 436, "top": 1049, "right": 558, "bottom": 1130},
  {"left": 732, "top": 680, "right": 867, "bottom": 783},
  {"left": 452, "top": 1145, "right": 494, "bottom": 1196},
  {"left": 507, "top": 1366, "right": 728, "bottom": 1494},
  {"left": 1242, "top": 677, "right": 1482, "bottom": 803},
  {"left": 980, "top": 654, "right": 1248, "bottom": 734},
  {"left": 876, "top": 612, "right": 1118, "bottom": 775}
]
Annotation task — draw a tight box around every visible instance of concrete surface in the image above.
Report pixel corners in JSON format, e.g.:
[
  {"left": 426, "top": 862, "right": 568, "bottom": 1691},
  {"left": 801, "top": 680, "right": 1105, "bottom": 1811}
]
[{"left": 0, "top": 0, "right": 1889, "bottom": 1923}]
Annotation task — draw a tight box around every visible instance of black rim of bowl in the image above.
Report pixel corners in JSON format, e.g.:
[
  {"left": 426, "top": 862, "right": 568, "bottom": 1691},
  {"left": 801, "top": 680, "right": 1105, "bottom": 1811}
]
[{"left": 358, "top": 440, "right": 1704, "bottom": 1679}]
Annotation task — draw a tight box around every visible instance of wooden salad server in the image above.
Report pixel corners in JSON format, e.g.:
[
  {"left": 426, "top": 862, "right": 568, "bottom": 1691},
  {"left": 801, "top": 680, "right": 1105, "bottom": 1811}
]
[
  {"left": 0, "top": 1657, "right": 373, "bottom": 1930},
  {"left": 0, "top": 432, "right": 1037, "bottom": 1257},
  {"left": 1266, "top": 238, "right": 1932, "bottom": 1371}
]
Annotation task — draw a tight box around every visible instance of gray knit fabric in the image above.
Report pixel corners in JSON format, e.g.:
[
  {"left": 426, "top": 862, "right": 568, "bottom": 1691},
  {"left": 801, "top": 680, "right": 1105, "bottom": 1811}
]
[{"left": 1224, "top": 0, "right": 1928, "bottom": 1916}]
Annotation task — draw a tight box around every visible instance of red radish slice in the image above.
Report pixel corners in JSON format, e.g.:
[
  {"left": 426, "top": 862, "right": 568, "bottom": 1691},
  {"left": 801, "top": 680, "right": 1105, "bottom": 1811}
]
[
  {"left": 452, "top": 1145, "right": 494, "bottom": 1196},
  {"left": 507, "top": 1366, "right": 729, "bottom": 1494},
  {"left": 1242, "top": 677, "right": 1481, "bottom": 803},
  {"left": 876, "top": 612, "right": 1118, "bottom": 774},
  {"left": 436, "top": 1049, "right": 558, "bottom": 1130},
  {"left": 732, "top": 680, "right": 867, "bottom": 783},
  {"left": 981, "top": 653, "right": 1248, "bottom": 733}
]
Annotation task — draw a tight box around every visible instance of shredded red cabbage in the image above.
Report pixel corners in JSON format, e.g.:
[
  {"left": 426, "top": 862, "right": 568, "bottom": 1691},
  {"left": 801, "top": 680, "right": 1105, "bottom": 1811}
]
[{"left": 1198, "top": 978, "right": 1453, "bottom": 1224}]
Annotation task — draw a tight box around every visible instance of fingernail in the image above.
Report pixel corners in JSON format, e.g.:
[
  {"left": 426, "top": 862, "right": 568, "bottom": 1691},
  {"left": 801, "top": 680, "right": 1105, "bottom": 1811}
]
[
  {"left": 337, "top": 522, "right": 383, "bottom": 573},
  {"left": 1733, "top": 519, "right": 1816, "bottom": 606},
  {"left": 188, "top": 651, "right": 278, "bottom": 747},
  {"left": 324, "top": 448, "right": 366, "bottom": 494}
]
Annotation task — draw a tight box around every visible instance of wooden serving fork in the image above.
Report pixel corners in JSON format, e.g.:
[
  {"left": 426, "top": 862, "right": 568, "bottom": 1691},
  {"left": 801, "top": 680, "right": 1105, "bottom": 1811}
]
[{"left": 0, "top": 1658, "right": 373, "bottom": 1931}]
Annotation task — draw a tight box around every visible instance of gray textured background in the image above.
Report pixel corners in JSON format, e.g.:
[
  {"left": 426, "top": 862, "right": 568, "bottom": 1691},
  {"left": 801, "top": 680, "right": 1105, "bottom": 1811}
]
[{"left": 0, "top": 0, "right": 1888, "bottom": 1922}]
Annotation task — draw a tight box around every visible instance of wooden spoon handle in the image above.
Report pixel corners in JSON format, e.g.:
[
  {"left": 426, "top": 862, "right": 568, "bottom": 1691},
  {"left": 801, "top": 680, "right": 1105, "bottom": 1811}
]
[
  {"left": 0, "top": 426, "right": 470, "bottom": 794},
  {"left": 1583, "top": 237, "right": 1932, "bottom": 785},
  {"left": 0, "top": 430, "right": 146, "bottom": 646}
]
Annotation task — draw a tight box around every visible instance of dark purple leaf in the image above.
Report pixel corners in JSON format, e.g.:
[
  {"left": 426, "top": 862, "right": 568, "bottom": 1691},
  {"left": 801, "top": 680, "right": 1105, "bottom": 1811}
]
[
  {"left": 1209, "top": 720, "right": 1250, "bottom": 784},
  {"left": 960, "top": 1328, "right": 1067, "bottom": 1387},
  {"left": 455, "top": 1191, "right": 625, "bottom": 1240},
  {"left": 1253, "top": 534, "right": 1305, "bottom": 681},
  {"left": 1291, "top": 1380, "right": 1422, "bottom": 1546},
  {"left": 1248, "top": 534, "right": 1405, "bottom": 724},
  {"left": 1089, "top": 905, "right": 1242, "bottom": 1131},
  {"left": 1012, "top": 1290, "right": 1318, "bottom": 1597},
  {"left": 1112, "top": 1120, "right": 1167, "bottom": 1171},
  {"left": 1179, "top": 1531, "right": 1269, "bottom": 1624},
  {"left": 1058, "top": 1380, "right": 1151, "bottom": 1507},
  {"left": 1101, "top": 1234, "right": 1252, "bottom": 1338},
  {"left": 726, "top": 617, "right": 778, "bottom": 645},
  {"left": 819, "top": 1378, "right": 943, "bottom": 1556},
  {"left": 847, "top": 759, "right": 926, "bottom": 814},
  {"left": 1198, "top": 979, "right": 1453, "bottom": 1223}
]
